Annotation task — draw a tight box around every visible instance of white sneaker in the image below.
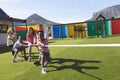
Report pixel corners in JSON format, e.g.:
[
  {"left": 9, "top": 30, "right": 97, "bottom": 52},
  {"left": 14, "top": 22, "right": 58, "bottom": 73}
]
[
  {"left": 41, "top": 68, "right": 47, "bottom": 74},
  {"left": 17, "top": 59, "right": 22, "bottom": 62},
  {"left": 17, "top": 56, "right": 21, "bottom": 60}
]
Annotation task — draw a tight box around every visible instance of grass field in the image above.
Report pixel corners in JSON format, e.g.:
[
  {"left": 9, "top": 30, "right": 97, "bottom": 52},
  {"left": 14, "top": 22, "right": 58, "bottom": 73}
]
[{"left": 0, "top": 36, "right": 120, "bottom": 80}]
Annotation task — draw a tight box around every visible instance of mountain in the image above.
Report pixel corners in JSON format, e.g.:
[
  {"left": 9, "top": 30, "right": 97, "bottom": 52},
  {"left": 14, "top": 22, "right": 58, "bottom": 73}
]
[
  {"left": 26, "top": 14, "right": 58, "bottom": 27},
  {"left": 88, "top": 4, "right": 120, "bottom": 21}
]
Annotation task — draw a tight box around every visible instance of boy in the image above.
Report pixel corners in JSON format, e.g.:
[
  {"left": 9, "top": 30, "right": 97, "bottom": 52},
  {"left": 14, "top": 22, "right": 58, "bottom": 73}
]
[{"left": 12, "top": 36, "right": 27, "bottom": 63}]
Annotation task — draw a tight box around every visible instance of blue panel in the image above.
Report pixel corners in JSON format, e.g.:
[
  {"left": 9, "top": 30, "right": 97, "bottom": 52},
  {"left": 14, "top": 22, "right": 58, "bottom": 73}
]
[
  {"left": 53, "top": 25, "right": 67, "bottom": 38},
  {"left": 61, "top": 25, "right": 67, "bottom": 38},
  {"left": 53, "top": 25, "right": 60, "bottom": 38}
]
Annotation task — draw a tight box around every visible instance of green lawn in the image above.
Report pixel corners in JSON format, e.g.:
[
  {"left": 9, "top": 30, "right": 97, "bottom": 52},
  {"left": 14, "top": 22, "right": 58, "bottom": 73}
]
[{"left": 0, "top": 36, "right": 120, "bottom": 80}]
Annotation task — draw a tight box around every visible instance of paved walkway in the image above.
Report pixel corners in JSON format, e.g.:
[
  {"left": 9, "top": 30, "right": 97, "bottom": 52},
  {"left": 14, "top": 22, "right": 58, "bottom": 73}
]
[{"left": 48, "top": 44, "right": 120, "bottom": 47}]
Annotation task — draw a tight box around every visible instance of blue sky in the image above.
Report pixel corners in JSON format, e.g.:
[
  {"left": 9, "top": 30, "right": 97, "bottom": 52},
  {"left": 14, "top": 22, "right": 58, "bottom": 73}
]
[{"left": 0, "top": 0, "right": 120, "bottom": 23}]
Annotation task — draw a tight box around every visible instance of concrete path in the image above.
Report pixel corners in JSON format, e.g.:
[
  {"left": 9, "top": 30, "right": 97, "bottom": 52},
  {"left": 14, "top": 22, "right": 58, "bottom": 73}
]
[{"left": 47, "top": 44, "right": 120, "bottom": 47}]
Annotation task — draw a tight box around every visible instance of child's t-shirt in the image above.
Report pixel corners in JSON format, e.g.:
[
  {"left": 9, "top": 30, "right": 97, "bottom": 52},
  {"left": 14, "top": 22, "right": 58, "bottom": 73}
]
[
  {"left": 37, "top": 39, "right": 49, "bottom": 52},
  {"left": 12, "top": 39, "right": 24, "bottom": 49},
  {"left": 7, "top": 35, "right": 14, "bottom": 46}
]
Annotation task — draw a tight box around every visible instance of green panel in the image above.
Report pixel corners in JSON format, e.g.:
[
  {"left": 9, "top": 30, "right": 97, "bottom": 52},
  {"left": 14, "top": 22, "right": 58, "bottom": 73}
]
[
  {"left": 106, "top": 20, "right": 111, "bottom": 35},
  {"left": 87, "top": 21, "right": 111, "bottom": 37},
  {"left": 98, "top": 21, "right": 110, "bottom": 36},
  {"left": 16, "top": 31, "right": 27, "bottom": 40},
  {"left": 105, "top": 21, "right": 110, "bottom": 35},
  {"left": 87, "top": 22, "right": 97, "bottom": 36}
]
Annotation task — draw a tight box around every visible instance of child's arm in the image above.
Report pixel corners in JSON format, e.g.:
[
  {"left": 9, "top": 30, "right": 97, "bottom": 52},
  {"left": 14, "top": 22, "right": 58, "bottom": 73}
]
[{"left": 37, "top": 40, "right": 45, "bottom": 47}]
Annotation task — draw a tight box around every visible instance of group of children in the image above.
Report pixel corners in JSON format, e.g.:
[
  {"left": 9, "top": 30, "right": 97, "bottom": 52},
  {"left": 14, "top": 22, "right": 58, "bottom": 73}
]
[{"left": 7, "top": 24, "right": 50, "bottom": 74}]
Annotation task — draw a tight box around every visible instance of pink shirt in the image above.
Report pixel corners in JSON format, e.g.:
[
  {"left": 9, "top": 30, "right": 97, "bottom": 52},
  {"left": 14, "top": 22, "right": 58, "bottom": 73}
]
[{"left": 26, "top": 33, "right": 37, "bottom": 44}]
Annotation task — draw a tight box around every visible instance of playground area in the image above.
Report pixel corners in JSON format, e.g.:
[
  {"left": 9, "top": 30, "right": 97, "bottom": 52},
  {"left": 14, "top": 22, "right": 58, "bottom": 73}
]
[
  {"left": 0, "top": 7, "right": 120, "bottom": 80},
  {"left": 0, "top": 36, "right": 120, "bottom": 80}
]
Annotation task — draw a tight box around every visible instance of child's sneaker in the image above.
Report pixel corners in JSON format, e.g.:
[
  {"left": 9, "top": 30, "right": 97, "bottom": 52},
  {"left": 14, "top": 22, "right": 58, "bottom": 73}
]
[
  {"left": 41, "top": 68, "right": 47, "bottom": 74},
  {"left": 17, "top": 59, "right": 22, "bottom": 62},
  {"left": 17, "top": 56, "right": 21, "bottom": 60},
  {"left": 12, "top": 60, "right": 17, "bottom": 63}
]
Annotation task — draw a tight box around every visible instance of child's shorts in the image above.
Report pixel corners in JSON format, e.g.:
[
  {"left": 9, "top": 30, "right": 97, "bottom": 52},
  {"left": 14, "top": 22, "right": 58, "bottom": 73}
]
[
  {"left": 13, "top": 47, "right": 25, "bottom": 52},
  {"left": 39, "top": 51, "right": 51, "bottom": 61}
]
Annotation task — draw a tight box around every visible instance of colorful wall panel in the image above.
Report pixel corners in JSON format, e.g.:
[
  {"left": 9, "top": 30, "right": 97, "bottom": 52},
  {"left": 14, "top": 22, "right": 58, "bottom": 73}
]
[
  {"left": 74, "top": 23, "right": 87, "bottom": 38},
  {"left": 15, "top": 25, "right": 39, "bottom": 39},
  {"left": 106, "top": 20, "right": 111, "bottom": 35},
  {"left": 52, "top": 25, "right": 67, "bottom": 38},
  {"left": 67, "top": 23, "right": 87, "bottom": 38},
  {"left": 111, "top": 20, "right": 120, "bottom": 34},
  {"left": 87, "top": 21, "right": 97, "bottom": 36},
  {"left": 87, "top": 21, "right": 111, "bottom": 37},
  {"left": 67, "top": 24, "right": 74, "bottom": 38}
]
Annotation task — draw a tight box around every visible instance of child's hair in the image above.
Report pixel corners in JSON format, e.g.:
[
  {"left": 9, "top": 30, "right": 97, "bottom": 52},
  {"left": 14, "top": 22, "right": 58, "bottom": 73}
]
[
  {"left": 38, "top": 31, "right": 44, "bottom": 40},
  {"left": 7, "top": 30, "right": 13, "bottom": 34},
  {"left": 18, "top": 36, "right": 23, "bottom": 40},
  {"left": 28, "top": 27, "right": 36, "bottom": 36},
  {"left": 38, "top": 23, "right": 43, "bottom": 26}
]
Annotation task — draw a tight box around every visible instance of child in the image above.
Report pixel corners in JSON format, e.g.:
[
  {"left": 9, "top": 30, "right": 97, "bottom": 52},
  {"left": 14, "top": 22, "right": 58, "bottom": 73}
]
[
  {"left": 6, "top": 30, "right": 14, "bottom": 56},
  {"left": 37, "top": 31, "right": 51, "bottom": 74},
  {"left": 26, "top": 27, "right": 37, "bottom": 62},
  {"left": 12, "top": 36, "right": 27, "bottom": 63}
]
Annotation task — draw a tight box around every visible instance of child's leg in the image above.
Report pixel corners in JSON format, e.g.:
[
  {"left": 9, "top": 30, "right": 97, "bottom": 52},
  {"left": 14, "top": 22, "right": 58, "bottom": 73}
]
[
  {"left": 12, "top": 50, "right": 15, "bottom": 56},
  {"left": 40, "top": 52, "right": 46, "bottom": 74},
  {"left": 40, "top": 54, "right": 45, "bottom": 68},
  {"left": 44, "top": 60, "right": 48, "bottom": 67},
  {"left": 28, "top": 46, "right": 32, "bottom": 62},
  {"left": 44, "top": 52, "right": 51, "bottom": 67},
  {"left": 38, "top": 55, "right": 41, "bottom": 62},
  {"left": 9, "top": 45, "right": 14, "bottom": 56},
  {"left": 22, "top": 47, "right": 27, "bottom": 61},
  {"left": 12, "top": 48, "right": 19, "bottom": 62}
]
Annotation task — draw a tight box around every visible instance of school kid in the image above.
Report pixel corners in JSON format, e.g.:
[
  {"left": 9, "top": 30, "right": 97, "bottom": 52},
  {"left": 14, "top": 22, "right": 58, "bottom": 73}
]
[
  {"left": 6, "top": 30, "right": 14, "bottom": 56},
  {"left": 12, "top": 36, "right": 27, "bottom": 63},
  {"left": 26, "top": 27, "right": 37, "bottom": 62},
  {"left": 37, "top": 31, "right": 51, "bottom": 74}
]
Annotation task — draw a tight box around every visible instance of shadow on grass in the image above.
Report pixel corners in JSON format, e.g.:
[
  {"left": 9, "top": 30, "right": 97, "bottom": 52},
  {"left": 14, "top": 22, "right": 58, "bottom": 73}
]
[
  {"left": 0, "top": 46, "right": 11, "bottom": 54},
  {"left": 48, "top": 58, "right": 102, "bottom": 80}
]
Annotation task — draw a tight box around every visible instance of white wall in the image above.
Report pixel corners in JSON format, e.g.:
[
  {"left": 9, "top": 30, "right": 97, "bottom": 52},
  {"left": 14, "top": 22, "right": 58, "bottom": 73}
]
[{"left": 0, "top": 33, "right": 7, "bottom": 46}]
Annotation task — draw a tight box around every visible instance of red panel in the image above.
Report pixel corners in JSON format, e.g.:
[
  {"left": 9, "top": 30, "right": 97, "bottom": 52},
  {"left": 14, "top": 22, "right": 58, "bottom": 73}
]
[
  {"left": 16, "top": 27, "right": 26, "bottom": 31},
  {"left": 111, "top": 20, "right": 120, "bottom": 34}
]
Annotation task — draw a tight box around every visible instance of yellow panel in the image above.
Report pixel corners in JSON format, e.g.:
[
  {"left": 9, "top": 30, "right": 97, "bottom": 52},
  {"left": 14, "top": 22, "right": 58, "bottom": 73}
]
[
  {"left": 27, "top": 25, "right": 38, "bottom": 31},
  {"left": 67, "top": 24, "right": 75, "bottom": 38},
  {"left": 67, "top": 23, "right": 87, "bottom": 38},
  {"left": 74, "top": 23, "right": 86, "bottom": 27}
]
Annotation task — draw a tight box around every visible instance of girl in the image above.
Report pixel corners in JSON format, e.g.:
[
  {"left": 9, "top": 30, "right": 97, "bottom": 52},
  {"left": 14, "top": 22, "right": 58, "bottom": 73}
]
[
  {"left": 37, "top": 31, "right": 50, "bottom": 74},
  {"left": 26, "top": 27, "right": 37, "bottom": 62}
]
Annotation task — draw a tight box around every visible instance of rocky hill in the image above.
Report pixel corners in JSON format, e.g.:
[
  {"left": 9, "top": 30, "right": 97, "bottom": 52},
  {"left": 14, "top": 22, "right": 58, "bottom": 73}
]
[
  {"left": 26, "top": 14, "right": 58, "bottom": 27},
  {"left": 88, "top": 4, "right": 120, "bottom": 21}
]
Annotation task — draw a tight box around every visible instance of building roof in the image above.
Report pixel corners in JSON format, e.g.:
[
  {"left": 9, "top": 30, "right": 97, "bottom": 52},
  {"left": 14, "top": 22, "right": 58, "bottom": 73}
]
[
  {"left": 0, "top": 8, "right": 26, "bottom": 25},
  {"left": 0, "top": 8, "right": 9, "bottom": 20}
]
